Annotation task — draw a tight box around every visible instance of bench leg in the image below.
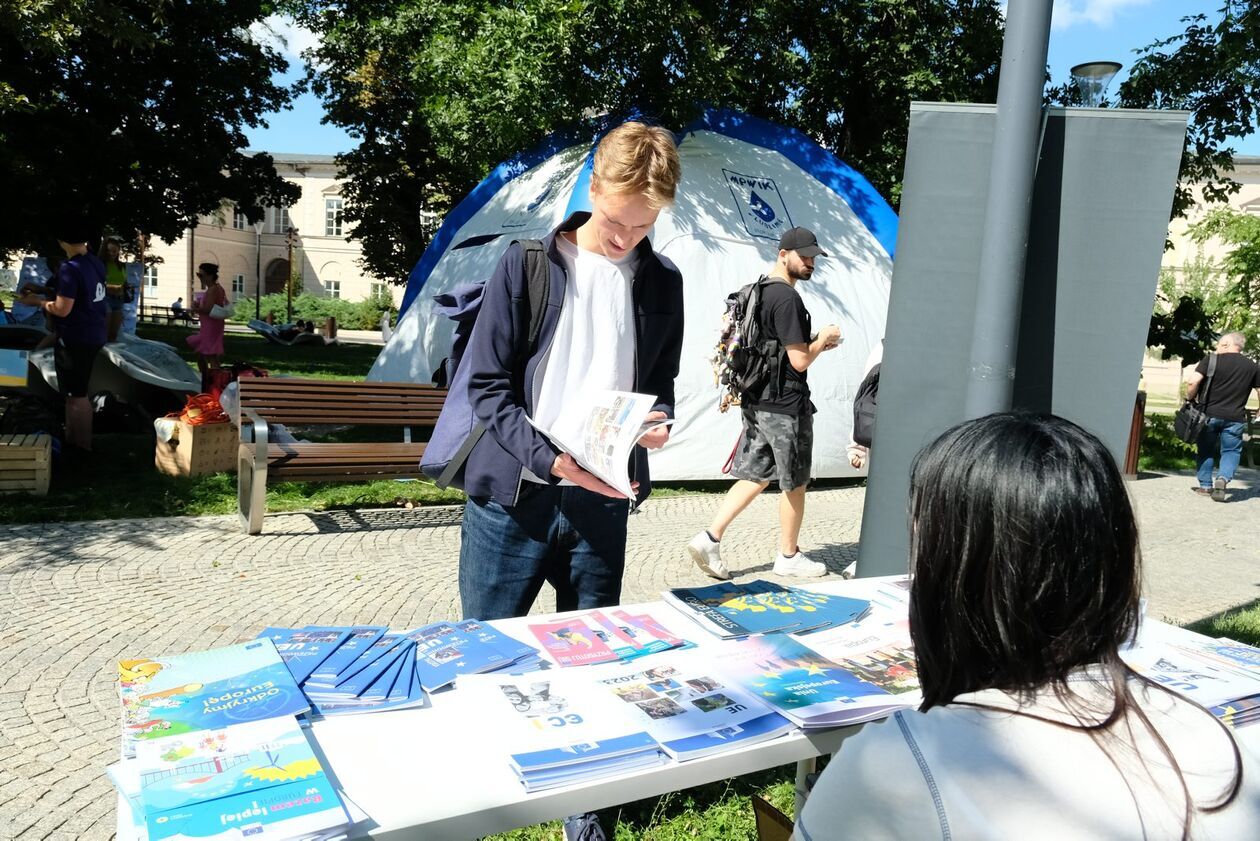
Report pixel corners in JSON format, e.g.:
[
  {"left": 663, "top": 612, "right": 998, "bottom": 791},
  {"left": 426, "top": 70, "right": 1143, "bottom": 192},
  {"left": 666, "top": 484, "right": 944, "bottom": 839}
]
[{"left": 238, "top": 444, "right": 267, "bottom": 535}]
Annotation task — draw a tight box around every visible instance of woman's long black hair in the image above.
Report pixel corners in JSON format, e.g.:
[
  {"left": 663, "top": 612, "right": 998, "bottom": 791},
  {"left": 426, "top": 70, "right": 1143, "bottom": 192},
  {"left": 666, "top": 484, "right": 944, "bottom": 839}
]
[{"left": 907, "top": 413, "right": 1240, "bottom": 838}]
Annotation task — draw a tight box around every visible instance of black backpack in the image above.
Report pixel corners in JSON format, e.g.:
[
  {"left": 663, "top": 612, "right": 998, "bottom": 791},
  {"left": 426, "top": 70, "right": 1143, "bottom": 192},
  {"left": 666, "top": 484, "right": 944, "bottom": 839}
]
[
  {"left": 712, "top": 276, "right": 788, "bottom": 413},
  {"left": 852, "top": 362, "right": 880, "bottom": 447},
  {"left": 420, "top": 240, "right": 549, "bottom": 489}
]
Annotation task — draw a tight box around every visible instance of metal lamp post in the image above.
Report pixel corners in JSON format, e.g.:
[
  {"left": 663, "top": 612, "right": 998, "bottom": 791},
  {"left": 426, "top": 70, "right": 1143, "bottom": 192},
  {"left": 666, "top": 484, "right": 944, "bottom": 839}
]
[
  {"left": 254, "top": 220, "right": 265, "bottom": 320},
  {"left": 285, "top": 226, "right": 298, "bottom": 325},
  {"left": 1070, "top": 61, "right": 1123, "bottom": 108}
]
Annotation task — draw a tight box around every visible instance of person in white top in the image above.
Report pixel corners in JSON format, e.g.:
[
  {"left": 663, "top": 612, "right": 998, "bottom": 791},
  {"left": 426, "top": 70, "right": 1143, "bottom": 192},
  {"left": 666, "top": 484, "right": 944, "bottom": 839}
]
[{"left": 797, "top": 412, "right": 1258, "bottom": 840}]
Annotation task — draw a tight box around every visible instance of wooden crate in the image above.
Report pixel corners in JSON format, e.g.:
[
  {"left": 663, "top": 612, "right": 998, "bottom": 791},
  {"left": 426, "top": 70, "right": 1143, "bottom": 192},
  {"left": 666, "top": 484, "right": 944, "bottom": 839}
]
[
  {"left": 0, "top": 434, "right": 51, "bottom": 496},
  {"left": 155, "top": 420, "right": 238, "bottom": 477}
]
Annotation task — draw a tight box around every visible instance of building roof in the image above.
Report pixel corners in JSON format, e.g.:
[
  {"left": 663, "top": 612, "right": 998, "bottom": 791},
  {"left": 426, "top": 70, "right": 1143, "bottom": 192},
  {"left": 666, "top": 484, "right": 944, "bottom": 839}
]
[{"left": 243, "top": 151, "right": 339, "bottom": 165}]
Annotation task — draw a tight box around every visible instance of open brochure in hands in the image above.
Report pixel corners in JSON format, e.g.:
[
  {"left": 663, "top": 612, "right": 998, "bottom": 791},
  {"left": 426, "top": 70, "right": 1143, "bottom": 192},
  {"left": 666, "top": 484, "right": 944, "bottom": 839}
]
[{"left": 529, "top": 389, "right": 674, "bottom": 499}]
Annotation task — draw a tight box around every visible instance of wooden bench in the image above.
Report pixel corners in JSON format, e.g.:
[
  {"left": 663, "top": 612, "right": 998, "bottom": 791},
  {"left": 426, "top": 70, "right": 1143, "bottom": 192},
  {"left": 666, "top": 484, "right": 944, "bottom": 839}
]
[{"left": 237, "top": 378, "right": 447, "bottom": 534}]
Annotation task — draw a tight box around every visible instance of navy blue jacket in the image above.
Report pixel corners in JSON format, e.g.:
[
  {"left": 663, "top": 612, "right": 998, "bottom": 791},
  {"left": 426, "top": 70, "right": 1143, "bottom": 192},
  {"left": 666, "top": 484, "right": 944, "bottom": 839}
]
[{"left": 462, "top": 212, "right": 685, "bottom": 507}]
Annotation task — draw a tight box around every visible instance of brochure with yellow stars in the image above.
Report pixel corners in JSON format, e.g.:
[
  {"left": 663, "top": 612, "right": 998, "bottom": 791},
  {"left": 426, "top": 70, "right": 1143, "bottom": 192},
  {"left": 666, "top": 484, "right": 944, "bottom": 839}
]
[{"left": 712, "top": 634, "right": 918, "bottom": 729}]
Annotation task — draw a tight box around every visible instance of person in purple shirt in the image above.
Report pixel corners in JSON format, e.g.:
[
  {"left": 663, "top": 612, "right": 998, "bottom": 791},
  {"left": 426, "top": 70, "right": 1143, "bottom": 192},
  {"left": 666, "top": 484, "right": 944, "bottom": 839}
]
[{"left": 20, "top": 217, "right": 107, "bottom": 450}]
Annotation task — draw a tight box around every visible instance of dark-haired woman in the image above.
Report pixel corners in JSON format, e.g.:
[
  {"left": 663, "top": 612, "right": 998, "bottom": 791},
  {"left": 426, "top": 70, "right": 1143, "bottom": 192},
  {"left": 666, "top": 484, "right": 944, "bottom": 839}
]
[
  {"left": 797, "top": 413, "right": 1257, "bottom": 839},
  {"left": 187, "top": 262, "right": 227, "bottom": 389},
  {"left": 100, "top": 238, "right": 127, "bottom": 342}
]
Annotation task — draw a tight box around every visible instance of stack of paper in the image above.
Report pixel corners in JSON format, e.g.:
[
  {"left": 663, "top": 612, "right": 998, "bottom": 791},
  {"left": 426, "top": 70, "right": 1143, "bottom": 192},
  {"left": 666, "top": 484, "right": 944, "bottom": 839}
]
[
  {"left": 662, "top": 580, "right": 871, "bottom": 639},
  {"left": 590, "top": 651, "right": 793, "bottom": 760},
  {"left": 284, "top": 620, "right": 542, "bottom": 713},
  {"left": 1123, "top": 625, "right": 1260, "bottom": 729},
  {"left": 459, "top": 671, "right": 666, "bottom": 792},
  {"left": 526, "top": 608, "right": 691, "bottom": 667},
  {"left": 710, "top": 633, "right": 920, "bottom": 729},
  {"left": 111, "top": 640, "right": 351, "bottom": 840},
  {"left": 122, "top": 718, "right": 349, "bottom": 840}
]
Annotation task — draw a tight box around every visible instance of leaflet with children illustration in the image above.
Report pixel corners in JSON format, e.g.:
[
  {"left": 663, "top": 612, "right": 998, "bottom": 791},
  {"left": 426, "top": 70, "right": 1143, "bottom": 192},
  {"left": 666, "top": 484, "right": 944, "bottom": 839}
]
[
  {"left": 529, "top": 389, "right": 674, "bottom": 500},
  {"left": 117, "top": 640, "right": 309, "bottom": 759}
]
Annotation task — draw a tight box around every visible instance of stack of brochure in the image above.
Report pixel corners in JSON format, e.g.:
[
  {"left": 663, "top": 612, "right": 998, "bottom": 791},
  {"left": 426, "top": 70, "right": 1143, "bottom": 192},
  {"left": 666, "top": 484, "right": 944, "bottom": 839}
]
[
  {"left": 526, "top": 608, "right": 691, "bottom": 667},
  {"left": 589, "top": 651, "right": 794, "bottom": 760},
  {"left": 111, "top": 640, "right": 351, "bottom": 840},
  {"left": 267, "top": 620, "right": 541, "bottom": 714},
  {"left": 711, "top": 633, "right": 921, "bottom": 729},
  {"left": 459, "top": 671, "right": 667, "bottom": 792},
  {"left": 1123, "top": 624, "right": 1260, "bottom": 729},
  {"left": 662, "top": 580, "right": 871, "bottom": 639}
]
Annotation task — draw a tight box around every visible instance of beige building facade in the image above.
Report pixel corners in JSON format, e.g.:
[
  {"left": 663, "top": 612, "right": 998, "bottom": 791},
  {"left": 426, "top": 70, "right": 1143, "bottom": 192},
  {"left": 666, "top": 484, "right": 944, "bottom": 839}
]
[
  {"left": 1142, "top": 154, "right": 1260, "bottom": 409},
  {"left": 142, "top": 153, "right": 400, "bottom": 311},
  {"left": 2, "top": 153, "right": 400, "bottom": 311}
]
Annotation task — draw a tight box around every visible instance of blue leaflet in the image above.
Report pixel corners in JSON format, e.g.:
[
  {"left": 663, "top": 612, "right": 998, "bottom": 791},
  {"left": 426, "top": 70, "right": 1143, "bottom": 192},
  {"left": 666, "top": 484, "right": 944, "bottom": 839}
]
[
  {"left": 256, "top": 627, "right": 352, "bottom": 685},
  {"left": 413, "top": 622, "right": 515, "bottom": 692},
  {"left": 306, "top": 627, "right": 387, "bottom": 685}
]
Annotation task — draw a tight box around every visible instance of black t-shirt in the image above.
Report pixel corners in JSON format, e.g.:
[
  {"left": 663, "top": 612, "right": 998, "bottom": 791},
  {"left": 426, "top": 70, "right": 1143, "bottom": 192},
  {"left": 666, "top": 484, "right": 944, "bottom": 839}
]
[
  {"left": 1195, "top": 353, "right": 1260, "bottom": 423},
  {"left": 744, "top": 278, "right": 813, "bottom": 416}
]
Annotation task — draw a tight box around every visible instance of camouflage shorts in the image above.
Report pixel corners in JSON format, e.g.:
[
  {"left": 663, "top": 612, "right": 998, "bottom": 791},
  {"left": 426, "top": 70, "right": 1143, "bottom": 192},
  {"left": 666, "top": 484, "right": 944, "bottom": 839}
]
[{"left": 731, "top": 409, "right": 813, "bottom": 490}]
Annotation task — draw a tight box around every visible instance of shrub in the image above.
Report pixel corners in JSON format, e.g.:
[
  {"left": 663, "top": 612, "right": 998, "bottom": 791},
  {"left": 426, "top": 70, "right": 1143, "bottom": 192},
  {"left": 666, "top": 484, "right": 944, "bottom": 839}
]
[{"left": 230, "top": 289, "right": 397, "bottom": 330}]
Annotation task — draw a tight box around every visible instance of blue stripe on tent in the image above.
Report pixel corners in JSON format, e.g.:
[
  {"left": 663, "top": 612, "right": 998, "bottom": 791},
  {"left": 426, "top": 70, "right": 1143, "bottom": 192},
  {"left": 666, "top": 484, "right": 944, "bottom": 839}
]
[
  {"left": 399, "top": 132, "right": 589, "bottom": 316},
  {"left": 680, "top": 108, "right": 898, "bottom": 260},
  {"left": 563, "top": 150, "right": 595, "bottom": 217}
]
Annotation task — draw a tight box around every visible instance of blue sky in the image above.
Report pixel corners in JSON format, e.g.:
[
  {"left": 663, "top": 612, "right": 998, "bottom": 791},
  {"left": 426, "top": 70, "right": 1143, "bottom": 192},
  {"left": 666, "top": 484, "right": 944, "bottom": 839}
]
[{"left": 246, "top": 0, "right": 1258, "bottom": 157}]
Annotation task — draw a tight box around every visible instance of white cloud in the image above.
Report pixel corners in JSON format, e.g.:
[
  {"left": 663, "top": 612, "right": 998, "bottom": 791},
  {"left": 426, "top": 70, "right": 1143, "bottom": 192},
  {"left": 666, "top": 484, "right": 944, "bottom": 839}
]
[
  {"left": 249, "top": 14, "right": 320, "bottom": 63},
  {"left": 1051, "top": 0, "right": 1154, "bottom": 30}
]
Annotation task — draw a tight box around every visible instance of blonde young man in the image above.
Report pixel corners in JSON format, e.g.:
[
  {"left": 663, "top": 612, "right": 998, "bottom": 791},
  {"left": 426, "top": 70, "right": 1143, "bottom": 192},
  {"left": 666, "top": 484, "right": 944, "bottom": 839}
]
[{"left": 458, "top": 122, "right": 684, "bottom": 621}]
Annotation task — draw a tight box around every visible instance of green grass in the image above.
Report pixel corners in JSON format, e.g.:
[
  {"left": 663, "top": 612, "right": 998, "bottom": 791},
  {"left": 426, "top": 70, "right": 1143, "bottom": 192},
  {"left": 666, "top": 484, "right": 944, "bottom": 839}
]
[
  {"left": 0, "top": 433, "right": 464, "bottom": 524},
  {"left": 487, "top": 765, "right": 799, "bottom": 841},
  {"left": 1185, "top": 600, "right": 1260, "bottom": 647},
  {"left": 136, "top": 323, "right": 383, "bottom": 381},
  {"left": 1138, "top": 412, "right": 1197, "bottom": 472}
]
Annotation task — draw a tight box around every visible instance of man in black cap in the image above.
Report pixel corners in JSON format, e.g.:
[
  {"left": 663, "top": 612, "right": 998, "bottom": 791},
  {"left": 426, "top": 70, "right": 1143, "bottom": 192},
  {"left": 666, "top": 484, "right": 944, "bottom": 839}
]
[
  {"left": 687, "top": 226, "right": 842, "bottom": 580},
  {"left": 21, "top": 216, "right": 107, "bottom": 450}
]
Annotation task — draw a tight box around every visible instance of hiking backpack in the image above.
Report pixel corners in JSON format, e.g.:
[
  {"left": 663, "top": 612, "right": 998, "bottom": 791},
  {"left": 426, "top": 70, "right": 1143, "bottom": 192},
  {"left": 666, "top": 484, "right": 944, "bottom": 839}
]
[
  {"left": 711, "top": 276, "right": 787, "bottom": 413},
  {"left": 419, "top": 240, "right": 548, "bottom": 489},
  {"left": 851, "top": 362, "right": 880, "bottom": 448}
]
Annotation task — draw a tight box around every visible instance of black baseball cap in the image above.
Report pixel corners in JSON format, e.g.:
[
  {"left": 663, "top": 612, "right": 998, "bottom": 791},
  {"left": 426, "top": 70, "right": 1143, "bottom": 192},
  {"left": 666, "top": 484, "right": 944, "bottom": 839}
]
[{"left": 778, "top": 226, "right": 828, "bottom": 258}]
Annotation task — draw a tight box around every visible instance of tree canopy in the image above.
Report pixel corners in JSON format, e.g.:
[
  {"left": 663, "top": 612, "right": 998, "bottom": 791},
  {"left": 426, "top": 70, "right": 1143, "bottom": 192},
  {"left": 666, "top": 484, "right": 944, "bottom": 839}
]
[
  {"left": 290, "top": 0, "right": 1004, "bottom": 282},
  {"left": 0, "top": 0, "right": 301, "bottom": 257},
  {"left": 1119, "top": 1, "right": 1260, "bottom": 219}
]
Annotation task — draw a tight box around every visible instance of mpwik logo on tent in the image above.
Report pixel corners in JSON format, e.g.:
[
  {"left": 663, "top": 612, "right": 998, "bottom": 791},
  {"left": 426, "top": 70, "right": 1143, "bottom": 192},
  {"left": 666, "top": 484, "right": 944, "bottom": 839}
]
[{"left": 723, "top": 169, "right": 793, "bottom": 241}]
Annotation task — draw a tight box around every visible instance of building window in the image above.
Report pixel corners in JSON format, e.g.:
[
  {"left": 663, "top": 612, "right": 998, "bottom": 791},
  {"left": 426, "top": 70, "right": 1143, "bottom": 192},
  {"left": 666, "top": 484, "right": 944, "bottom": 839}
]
[
  {"left": 370, "top": 282, "right": 386, "bottom": 299},
  {"left": 233, "top": 209, "right": 247, "bottom": 230},
  {"left": 325, "top": 197, "right": 343, "bottom": 237},
  {"left": 232, "top": 274, "right": 246, "bottom": 295},
  {"left": 326, "top": 280, "right": 341, "bottom": 299},
  {"left": 143, "top": 265, "right": 159, "bottom": 289},
  {"left": 271, "top": 206, "right": 291, "bottom": 234}
]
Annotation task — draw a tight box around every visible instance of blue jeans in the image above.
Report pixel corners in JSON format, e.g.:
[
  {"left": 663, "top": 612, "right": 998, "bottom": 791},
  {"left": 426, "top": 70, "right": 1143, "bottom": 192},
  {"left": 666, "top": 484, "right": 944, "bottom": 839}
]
[
  {"left": 1195, "top": 417, "right": 1246, "bottom": 487},
  {"left": 459, "top": 483, "right": 629, "bottom": 620}
]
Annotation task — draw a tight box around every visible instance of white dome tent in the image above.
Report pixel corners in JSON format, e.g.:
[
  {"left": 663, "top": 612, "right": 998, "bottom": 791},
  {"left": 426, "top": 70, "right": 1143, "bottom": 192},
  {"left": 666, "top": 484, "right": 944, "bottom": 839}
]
[{"left": 369, "top": 109, "right": 897, "bottom": 480}]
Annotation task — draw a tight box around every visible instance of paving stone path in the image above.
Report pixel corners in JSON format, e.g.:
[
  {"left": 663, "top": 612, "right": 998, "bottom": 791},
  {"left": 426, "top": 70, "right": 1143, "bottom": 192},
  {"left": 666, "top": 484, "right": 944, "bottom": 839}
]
[{"left": 0, "top": 470, "right": 1255, "bottom": 839}]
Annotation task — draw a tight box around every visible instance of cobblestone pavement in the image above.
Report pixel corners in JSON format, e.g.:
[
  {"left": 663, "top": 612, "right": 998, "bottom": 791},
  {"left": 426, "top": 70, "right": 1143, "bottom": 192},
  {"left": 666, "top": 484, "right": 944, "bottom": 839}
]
[{"left": 0, "top": 470, "right": 1255, "bottom": 839}]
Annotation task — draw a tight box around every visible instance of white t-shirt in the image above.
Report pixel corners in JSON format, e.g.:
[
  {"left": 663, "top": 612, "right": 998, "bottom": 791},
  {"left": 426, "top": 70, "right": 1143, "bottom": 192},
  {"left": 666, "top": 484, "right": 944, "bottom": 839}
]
[
  {"left": 797, "top": 679, "right": 1260, "bottom": 840},
  {"left": 526, "top": 233, "right": 638, "bottom": 482}
]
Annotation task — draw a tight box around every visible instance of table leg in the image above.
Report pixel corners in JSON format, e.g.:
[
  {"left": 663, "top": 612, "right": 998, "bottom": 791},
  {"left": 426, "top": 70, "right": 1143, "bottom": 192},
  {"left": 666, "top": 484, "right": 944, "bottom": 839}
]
[{"left": 793, "top": 756, "right": 817, "bottom": 819}]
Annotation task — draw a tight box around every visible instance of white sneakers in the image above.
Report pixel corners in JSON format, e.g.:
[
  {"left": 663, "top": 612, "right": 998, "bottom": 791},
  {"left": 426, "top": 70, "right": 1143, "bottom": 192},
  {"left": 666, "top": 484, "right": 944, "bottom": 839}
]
[
  {"left": 687, "top": 532, "right": 830, "bottom": 579},
  {"left": 773, "top": 550, "right": 828, "bottom": 578},
  {"left": 686, "top": 531, "right": 732, "bottom": 580}
]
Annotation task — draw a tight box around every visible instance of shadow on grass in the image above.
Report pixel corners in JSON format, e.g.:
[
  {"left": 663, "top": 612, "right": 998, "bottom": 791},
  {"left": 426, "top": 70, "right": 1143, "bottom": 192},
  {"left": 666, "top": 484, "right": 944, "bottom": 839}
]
[
  {"left": 1184, "top": 599, "right": 1260, "bottom": 648},
  {"left": 489, "top": 764, "right": 803, "bottom": 841}
]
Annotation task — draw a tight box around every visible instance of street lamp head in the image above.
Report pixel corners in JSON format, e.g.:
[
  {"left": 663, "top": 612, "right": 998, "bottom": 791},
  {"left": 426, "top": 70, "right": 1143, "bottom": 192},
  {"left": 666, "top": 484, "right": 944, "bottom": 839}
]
[{"left": 1070, "top": 61, "right": 1122, "bottom": 108}]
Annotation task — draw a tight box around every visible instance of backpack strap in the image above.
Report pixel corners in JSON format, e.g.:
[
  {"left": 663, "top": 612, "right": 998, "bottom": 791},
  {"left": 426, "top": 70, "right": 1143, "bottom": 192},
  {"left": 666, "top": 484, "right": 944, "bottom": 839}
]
[
  {"left": 436, "top": 239, "right": 548, "bottom": 490},
  {"left": 1198, "top": 352, "right": 1218, "bottom": 408},
  {"left": 519, "top": 239, "right": 549, "bottom": 347}
]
